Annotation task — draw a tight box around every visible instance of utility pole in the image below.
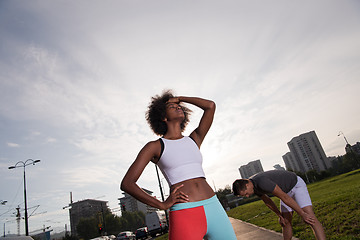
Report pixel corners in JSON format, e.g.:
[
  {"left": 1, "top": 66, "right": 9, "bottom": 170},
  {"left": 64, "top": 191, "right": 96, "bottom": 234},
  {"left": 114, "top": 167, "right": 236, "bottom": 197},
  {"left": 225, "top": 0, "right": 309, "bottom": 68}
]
[
  {"left": 1, "top": 200, "right": 7, "bottom": 237},
  {"left": 16, "top": 206, "right": 21, "bottom": 236},
  {"left": 155, "top": 165, "right": 169, "bottom": 226},
  {"left": 62, "top": 192, "right": 73, "bottom": 237}
]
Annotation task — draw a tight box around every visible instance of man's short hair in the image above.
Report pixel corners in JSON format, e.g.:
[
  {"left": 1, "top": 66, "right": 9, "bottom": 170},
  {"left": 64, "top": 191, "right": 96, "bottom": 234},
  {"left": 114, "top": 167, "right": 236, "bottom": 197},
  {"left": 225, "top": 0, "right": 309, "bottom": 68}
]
[{"left": 232, "top": 179, "right": 249, "bottom": 196}]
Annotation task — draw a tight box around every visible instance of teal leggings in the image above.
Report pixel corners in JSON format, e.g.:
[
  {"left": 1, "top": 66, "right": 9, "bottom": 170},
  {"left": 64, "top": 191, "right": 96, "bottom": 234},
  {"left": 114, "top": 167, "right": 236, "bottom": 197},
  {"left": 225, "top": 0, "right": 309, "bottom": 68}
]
[{"left": 169, "top": 195, "right": 237, "bottom": 240}]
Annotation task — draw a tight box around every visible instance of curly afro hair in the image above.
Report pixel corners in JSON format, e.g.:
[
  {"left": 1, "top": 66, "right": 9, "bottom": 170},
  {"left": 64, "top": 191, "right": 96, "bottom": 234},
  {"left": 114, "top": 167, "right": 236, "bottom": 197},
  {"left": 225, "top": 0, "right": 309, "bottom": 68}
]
[{"left": 145, "top": 90, "right": 191, "bottom": 136}]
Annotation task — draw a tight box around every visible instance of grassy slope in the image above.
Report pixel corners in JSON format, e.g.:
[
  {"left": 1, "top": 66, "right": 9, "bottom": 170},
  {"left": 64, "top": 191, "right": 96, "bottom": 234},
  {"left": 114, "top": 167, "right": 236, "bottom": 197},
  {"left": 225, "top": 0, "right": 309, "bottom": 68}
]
[{"left": 156, "top": 170, "right": 360, "bottom": 240}]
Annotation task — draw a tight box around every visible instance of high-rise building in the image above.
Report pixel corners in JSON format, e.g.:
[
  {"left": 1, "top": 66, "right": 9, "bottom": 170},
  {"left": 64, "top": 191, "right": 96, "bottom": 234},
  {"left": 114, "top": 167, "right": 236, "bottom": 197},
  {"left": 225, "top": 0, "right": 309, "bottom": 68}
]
[
  {"left": 118, "top": 188, "right": 157, "bottom": 214},
  {"left": 282, "top": 152, "right": 300, "bottom": 172},
  {"left": 239, "top": 159, "right": 264, "bottom": 178},
  {"left": 283, "top": 131, "right": 330, "bottom": 173}
]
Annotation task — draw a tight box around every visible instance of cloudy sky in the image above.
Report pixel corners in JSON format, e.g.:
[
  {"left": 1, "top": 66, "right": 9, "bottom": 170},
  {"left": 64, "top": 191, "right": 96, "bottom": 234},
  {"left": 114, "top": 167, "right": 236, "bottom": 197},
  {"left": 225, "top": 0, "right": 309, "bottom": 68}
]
[{"left": 1, "top": 0, "right": 360, "bottom": 235}]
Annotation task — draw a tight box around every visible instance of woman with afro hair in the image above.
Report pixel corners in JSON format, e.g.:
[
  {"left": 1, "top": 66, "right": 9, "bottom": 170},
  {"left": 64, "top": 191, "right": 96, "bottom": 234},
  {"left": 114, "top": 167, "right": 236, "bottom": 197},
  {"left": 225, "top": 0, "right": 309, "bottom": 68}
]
[{"left": 121, "top": 90, "right": 236, "bottom": 240}]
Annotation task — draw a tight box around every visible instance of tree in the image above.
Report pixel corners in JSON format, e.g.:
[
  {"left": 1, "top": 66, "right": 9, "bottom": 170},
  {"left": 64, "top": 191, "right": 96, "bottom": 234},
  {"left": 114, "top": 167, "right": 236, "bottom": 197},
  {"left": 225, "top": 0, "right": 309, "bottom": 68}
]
[
  {"left": 215, "top": 185, "right": 232, "bottom": 209},
  {"left": 76, "top": 217, "right": 98, "bottom": 240},
  {"left": 62, "top": 233, "right": 79, "bottom": 240},
  {"left": 306, "top": 170, "right": 320, "bottom": 183},
  {"left": 75, "top": 211, "right": 146, "bottom": 238},
  {"left": 121, "top": 211, "right": 145, "bottom": 231},
  {"left": 343, "top": 151, "right": 360, "bottom": 170},
  {"left": 104, "top": 214, "right": 119, "bottom": 235}
]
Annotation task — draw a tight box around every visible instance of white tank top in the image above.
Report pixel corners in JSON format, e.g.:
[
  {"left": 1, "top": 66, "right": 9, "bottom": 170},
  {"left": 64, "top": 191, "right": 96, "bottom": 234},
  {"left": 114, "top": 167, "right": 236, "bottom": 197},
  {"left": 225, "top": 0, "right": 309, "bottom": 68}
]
[{"left": 157, "top": 136, "right": 205, "bottom": 186}]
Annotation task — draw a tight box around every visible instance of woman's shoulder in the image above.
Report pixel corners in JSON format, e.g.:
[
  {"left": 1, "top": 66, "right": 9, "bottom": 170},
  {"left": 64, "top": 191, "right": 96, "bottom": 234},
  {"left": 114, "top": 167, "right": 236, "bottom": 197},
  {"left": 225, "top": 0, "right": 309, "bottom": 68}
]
[
  {"left": 138, "top": 139, "right": 162, "bottom": 159},
  {"left": 143, "top": 139, "right": 163, "bottom": 162},
  {"left": 143, "top": 138, "right": 162, "bottom": 149}
]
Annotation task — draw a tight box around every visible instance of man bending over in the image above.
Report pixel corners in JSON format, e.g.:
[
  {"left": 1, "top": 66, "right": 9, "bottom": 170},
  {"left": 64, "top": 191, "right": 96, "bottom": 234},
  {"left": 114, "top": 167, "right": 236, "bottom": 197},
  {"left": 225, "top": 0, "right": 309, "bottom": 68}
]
[{"left": 232, "top": 170, "right": 326, "bottom": 240}]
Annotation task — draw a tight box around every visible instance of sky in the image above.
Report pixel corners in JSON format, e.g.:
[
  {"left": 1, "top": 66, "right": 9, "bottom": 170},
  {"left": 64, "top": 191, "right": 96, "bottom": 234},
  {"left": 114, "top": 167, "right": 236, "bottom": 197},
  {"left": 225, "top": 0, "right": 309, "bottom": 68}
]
[{"left": 1, "top": 0, "right": 360, "bottom": 235}]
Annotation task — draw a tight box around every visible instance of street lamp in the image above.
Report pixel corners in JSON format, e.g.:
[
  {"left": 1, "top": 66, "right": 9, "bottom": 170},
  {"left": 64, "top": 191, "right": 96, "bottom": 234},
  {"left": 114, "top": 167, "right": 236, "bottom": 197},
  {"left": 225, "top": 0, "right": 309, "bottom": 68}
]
[
  {"left": 338, "top": 131, "right": 350, "bottom": 145},
  {"left": 8, "top": 159, "right": 41, "bottom": 236},
  {"left": 338, "top": 131, "right": 359, "bottom": 167}
]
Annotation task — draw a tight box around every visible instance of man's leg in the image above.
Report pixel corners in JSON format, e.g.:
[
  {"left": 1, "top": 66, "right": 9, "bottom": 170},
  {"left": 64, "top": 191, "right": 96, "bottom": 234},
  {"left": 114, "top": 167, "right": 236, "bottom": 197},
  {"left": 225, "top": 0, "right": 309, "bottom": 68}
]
[
  {"left": 302, "top": 206, "right": 326, "bottom": 240},
  {"left": 281, "top": 211, "right": 293, "bottom": 240}
]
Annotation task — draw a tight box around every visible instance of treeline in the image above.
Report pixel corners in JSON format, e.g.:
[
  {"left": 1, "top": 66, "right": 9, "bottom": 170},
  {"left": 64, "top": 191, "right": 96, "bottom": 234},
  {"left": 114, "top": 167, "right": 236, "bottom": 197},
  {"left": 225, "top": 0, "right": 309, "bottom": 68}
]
[
  {"left": 293, "top": 151, "right": 360, "bottom": 184},
  {"left": 63, "top": 211, "right": 145, "bottom": 240}
]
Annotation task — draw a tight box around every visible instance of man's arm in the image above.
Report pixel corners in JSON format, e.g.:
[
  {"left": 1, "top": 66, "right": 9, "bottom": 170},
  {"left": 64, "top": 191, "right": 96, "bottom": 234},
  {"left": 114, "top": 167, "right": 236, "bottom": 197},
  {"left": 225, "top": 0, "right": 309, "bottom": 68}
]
[
  {"left": 272, "top": 185, "right": 315, "bottom": 225},
  {"left": 260, "top": 194, "right": 288, "bottom": 226}
]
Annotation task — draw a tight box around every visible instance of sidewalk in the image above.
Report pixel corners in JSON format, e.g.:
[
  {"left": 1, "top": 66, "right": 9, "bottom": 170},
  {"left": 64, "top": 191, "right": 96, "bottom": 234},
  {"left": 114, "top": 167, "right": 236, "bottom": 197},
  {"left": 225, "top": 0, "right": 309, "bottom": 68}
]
[{"left": 229, "top": 217, "right": 299, "bottom": 240}]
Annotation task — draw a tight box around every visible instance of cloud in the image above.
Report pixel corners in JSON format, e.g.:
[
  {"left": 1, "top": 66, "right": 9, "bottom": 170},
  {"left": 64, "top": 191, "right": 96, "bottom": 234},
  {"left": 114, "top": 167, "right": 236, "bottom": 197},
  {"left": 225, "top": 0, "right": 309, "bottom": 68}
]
[
  {"left": 46, "top": 138, "right": 57, "bottom": 143},
  {"left": 7, "top": 142, "right": 20, "bottom": 148},
  {"left": 1, "top": 0, "right": 360, "bottom": 234}
]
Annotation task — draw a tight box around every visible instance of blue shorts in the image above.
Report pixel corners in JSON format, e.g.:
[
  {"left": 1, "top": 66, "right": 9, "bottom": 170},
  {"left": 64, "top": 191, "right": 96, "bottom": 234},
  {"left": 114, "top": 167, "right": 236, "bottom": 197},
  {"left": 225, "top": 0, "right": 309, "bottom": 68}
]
[{"left": 169, "top": 195, "right": 237, "bottom": 240}]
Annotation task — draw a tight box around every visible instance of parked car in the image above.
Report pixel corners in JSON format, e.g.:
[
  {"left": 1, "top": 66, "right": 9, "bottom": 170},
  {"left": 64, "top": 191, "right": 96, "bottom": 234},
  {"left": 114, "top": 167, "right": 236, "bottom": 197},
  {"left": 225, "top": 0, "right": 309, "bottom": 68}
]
[
  {"left": 0, "top": 237, "right": 35, "bottom": 240},
  {"left": 116, "top": 231, "right": 135, "bottom": 240},
  {"left": 135, "top": 227, "right": 148, "bottom": 240}
]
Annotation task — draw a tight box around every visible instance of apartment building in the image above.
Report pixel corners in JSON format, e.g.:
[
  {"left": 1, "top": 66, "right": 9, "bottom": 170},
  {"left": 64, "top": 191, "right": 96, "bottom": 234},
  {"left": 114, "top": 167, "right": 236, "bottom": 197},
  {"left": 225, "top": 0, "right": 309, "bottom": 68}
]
[
  {"left": 69, "top": 199, "right": 108, "bottom": 236},
  {"left": 118, "top": 188, "right": 157, "bottom": 214},
  {"left": 238, "top": 159, "right": 264, "bottom": 178},
  {"left": 283, "top": 131, "right": 330, "bottom": 173}
]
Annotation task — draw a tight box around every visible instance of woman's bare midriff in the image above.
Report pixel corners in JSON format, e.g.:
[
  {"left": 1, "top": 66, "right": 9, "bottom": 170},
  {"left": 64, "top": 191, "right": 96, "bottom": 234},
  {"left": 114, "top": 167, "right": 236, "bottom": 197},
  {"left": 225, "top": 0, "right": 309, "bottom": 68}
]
[{"left": 170, "top": 177, "right": 215, "bottom": 202}]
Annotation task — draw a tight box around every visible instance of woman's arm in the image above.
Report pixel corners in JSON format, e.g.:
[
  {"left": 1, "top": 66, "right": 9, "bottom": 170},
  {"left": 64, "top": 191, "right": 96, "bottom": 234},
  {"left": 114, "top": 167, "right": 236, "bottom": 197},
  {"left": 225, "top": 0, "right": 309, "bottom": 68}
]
[
  {"left": 170, "top": 96, "right": 215, "bottom": 146},
  {"left": 120, "top": 140, "right": 189, "bottom": 210}
]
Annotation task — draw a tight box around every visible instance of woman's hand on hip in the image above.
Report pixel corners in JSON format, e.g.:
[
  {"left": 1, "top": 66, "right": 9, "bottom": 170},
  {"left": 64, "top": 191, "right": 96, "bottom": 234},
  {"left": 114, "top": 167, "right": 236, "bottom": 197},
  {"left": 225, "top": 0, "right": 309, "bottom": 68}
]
[{"left": 162, "top": 184, "right": 189, "bottom": 209}]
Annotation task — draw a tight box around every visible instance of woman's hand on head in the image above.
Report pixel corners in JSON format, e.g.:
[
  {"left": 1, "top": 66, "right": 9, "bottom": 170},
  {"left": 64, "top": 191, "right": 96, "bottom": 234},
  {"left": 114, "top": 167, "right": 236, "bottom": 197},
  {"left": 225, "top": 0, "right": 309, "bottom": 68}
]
[
  {"left": 167, "top": 97, "right": 180, "bottom": 104},
  {"left": 162, "top": 184, "right": 189, "bottom": 209}
]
